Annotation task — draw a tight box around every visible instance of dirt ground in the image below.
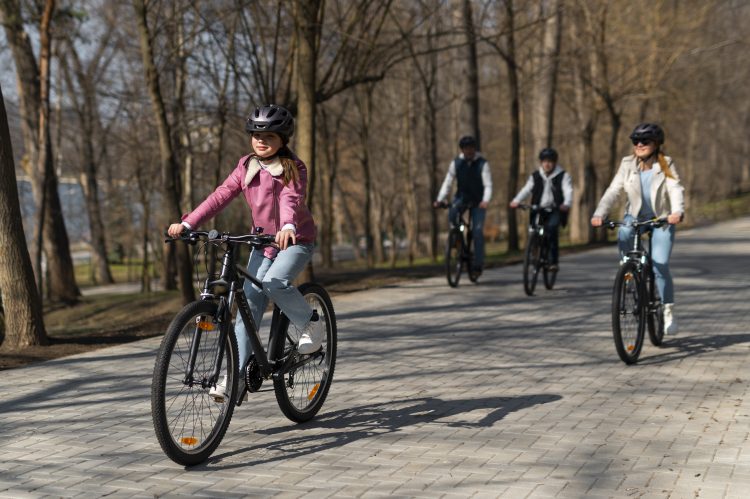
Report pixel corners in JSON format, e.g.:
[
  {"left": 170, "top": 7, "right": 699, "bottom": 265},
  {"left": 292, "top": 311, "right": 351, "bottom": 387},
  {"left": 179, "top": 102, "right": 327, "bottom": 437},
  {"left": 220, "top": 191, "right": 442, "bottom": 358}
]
[{"left": 0, "top": 262, "right": 463, "bottom": 371}]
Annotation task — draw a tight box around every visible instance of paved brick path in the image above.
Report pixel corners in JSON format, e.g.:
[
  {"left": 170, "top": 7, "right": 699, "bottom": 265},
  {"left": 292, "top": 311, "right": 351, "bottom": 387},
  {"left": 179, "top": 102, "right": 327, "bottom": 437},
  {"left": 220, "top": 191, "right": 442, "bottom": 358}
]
[{"left": 1, "top": 217, "right": 748, "bottom": 498}]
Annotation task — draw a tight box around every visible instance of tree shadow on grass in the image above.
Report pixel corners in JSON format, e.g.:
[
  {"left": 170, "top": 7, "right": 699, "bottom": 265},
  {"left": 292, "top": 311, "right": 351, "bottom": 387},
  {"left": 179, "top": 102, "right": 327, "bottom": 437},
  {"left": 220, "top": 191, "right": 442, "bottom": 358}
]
[{"left": 196, "top": 393, "right": 562, "bottom": 470}]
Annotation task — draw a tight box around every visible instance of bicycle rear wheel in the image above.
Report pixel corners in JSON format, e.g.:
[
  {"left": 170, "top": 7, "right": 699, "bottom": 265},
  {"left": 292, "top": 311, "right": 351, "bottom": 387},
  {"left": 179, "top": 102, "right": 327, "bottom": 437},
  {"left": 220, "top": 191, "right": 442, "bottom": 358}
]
[
  {"left": 523, "top": 234, "right": 541, "bottom": 296},
  {"left": 151, "top": 300, "right": 238, "bottom": 466},
  {"left": 445, "top": 230, "right": 463, "bottom": 287},
  {"left": 646, "top": 268, "right": 665, "bottom": 346},
  {"left": 466, "top": 232, "right": 480, "bottom": 283},
  {"left": 272, "top": 283, "right": 337, "bottom": 423},
  {"left": 612, "top": 262, "right": 645, "bottom": 364}
]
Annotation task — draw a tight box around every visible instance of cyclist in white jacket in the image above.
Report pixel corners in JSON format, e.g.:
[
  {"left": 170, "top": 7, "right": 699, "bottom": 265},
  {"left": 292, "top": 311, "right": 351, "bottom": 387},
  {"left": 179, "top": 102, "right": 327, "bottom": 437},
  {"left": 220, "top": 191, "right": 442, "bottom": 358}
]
[{"left": 591, "top": 123, "right": 685, "bottom": 335}]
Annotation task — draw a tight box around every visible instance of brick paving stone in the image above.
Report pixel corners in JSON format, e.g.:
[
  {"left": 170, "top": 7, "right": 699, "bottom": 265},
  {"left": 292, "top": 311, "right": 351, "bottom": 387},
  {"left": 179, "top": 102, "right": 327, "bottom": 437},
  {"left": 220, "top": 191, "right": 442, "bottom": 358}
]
[{"left": 1, "top": 217, "right": 749, "bottom": 497}]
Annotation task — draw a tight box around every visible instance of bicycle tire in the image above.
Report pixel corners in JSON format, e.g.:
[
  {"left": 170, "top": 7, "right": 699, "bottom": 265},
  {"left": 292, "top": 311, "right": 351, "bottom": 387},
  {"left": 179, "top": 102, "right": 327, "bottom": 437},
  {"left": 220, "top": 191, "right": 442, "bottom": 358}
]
[
  {"left": 151, "top": 300, "right": 238, "bottom": 466},
  {"left": 466, "top": 231, "right": 480, "bottom": 283},
  {"left": 523, "top": 234, "right": 541, "bottom": 296},
  {"left": 272, "top": 283, "right": 337, "bottom": 423},
  {"left": 646, "top": 268, "right": 665, "bottom": 346},
  {"left": 612, "top": 262, "right": 645, "bottom": 364},
  {"left": 445, "top": 230, "right": 463, "bottom": 287}
]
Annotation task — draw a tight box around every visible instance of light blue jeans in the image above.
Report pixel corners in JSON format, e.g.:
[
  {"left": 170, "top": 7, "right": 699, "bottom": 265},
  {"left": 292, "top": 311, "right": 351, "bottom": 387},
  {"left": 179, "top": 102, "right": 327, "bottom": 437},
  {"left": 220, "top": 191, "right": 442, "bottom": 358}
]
[
  {"left": 235, "top": 243, "right": 314, "bottom": 371},
  {"left": 617, "top": 215, "right": 675, "bottom": 303}
]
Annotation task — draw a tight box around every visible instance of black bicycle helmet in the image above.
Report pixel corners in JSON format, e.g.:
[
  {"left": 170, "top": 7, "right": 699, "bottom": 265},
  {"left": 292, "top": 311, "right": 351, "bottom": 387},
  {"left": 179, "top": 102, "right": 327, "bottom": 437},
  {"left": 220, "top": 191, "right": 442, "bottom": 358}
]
[
  {"left": 458, "top": 135, "right": 477, "bottom": 149},
  {"left": 538, "top": 147, "right": 558, "bottom": 162},
  {"left": 245, "top": 104, "right": 294, "bottom": 141},
  {"left": 629, "top": 122, "right": 664, "bottom": 145}
]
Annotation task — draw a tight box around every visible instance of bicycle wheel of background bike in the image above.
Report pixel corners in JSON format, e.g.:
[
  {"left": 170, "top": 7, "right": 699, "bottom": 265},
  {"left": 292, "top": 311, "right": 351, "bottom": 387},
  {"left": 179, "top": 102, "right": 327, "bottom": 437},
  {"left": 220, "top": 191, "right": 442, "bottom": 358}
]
[
  {"left": 646, "top": 270, "right": 665, "bottom": 346},
  {"left": 445, "top": 230, "right": 463, "bottom": 287},
  {"left": 523, "top": 234, "right": 541, "bottom": 296},
  {"left": 273, "top": 283, "right": 337, "bottom": 423},
  {"left": 611, "top": 262, "right": 645, "bottom": 364},
  {"left": 151, "top": 300, "right": 238, "bottom": 466}
]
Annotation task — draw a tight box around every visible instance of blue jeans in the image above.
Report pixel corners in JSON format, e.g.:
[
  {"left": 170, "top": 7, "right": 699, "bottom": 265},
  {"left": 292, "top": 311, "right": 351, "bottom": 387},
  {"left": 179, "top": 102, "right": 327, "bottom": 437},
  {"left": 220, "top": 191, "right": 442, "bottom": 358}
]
[
  {"left": 617, "top": 215, "right": 675, "bottom": 303},
  {"left": 448, "top": 201, "right": 486, "bottom": 268},
  {"left": 235, "top": 243, "right": 314, "bottom": 371}
]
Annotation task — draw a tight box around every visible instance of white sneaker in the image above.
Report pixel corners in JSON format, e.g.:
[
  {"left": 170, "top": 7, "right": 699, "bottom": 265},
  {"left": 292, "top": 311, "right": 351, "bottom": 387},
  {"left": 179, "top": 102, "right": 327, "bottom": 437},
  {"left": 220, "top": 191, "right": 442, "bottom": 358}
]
[
  {"left": 297, "top": 312, "right": 324, "bottom": 355},
  {"left": 209, "top": 375, "right": 227, "bottom": 403},
  {"left": 664, "top": 303, "right": 678, "bottom": 335}
]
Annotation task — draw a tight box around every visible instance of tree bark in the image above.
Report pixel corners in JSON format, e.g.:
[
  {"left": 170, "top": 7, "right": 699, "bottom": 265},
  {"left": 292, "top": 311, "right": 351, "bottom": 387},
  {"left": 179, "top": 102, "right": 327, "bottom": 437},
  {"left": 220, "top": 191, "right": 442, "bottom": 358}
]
[
  {"left": 503, "top": 0, "right": 521, "bottom": 252},
  {"left": 0, "top": 82, "right": 47, "bottom": 348},
  {"left": 1, "top": 0, "right": 80, "bottom": 304},
  {"left": 133, "top": 0, "right": 194, "bottom": 304},
  {"left": 531, "top": 0, "right": 562, "bottom": 153},
  {"left": 293, "top": 0, "right": 324, "bottom": 281},
  {"left": 61, "top": 43, "right": 115, "bottom": 285},
  {"left": 461, "top": 0, "right": 481, "bottom": 149}
]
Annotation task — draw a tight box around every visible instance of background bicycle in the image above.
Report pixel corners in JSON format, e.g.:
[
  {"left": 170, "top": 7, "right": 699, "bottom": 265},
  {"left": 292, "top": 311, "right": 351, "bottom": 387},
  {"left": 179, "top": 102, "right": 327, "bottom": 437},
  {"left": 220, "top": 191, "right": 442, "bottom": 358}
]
[
  {"left": 151, "top": 229, "right": 337, "bottom": 465},
  {"left": 603, "top": 218, "right": 666, "bottom": 364},
  {"left": 518, "top": 204, "right": 558, "bottom": 296},
  {"left": 436, "top": 201, "right": 480, "bottom": 287}
]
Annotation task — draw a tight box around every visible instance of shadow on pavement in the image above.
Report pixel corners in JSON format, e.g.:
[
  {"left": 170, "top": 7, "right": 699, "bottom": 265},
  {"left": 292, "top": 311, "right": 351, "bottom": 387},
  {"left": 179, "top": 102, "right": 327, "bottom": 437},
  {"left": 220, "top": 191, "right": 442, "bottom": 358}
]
[
  {"left": 198, "top": 393, "right": 562, "bottom": 470},
  {"left": 639, "top": 332, "right": 750, "bottom": 365}
]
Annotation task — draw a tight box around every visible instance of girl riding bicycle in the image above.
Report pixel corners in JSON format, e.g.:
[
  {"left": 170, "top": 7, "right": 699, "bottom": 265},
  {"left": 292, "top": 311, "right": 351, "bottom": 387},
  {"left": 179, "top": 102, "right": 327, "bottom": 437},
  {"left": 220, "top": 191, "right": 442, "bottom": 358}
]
[
  {"left": 167, "top": 104, "right": 322, "bottom": 400},
  {"left": 590, "top": 123, "right": 684, "bottom": 335}
]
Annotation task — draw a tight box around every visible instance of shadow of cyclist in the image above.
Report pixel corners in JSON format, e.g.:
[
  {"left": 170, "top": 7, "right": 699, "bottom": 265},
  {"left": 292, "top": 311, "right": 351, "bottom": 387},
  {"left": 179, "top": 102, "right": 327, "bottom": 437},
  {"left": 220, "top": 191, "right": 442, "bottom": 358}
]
[{"left": 198, "top": 393, "right": 561, "bottom": 470}]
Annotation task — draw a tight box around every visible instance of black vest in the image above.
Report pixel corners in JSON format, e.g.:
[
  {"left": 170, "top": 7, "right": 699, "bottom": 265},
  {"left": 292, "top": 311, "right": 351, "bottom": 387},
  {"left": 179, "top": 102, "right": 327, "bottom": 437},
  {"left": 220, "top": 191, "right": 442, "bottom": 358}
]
[
  {"left": 531, "top": 170, "right": 568, "bottom": 226},
  {"left": 531, "top": 170, "right": 565, "bottom": 207},
  {"left": 454, "top": 156, "right": 486, "bottom": 206}
]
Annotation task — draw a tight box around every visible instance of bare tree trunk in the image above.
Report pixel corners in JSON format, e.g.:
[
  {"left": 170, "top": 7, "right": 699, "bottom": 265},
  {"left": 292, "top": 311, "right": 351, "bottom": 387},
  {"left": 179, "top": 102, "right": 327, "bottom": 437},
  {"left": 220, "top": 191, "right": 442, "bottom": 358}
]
[
  {"left": 402, "top": 84, "right": 419, "bottom": 265},
  {"left": 133, "top": 0, "right": 194, "bottom": 304},
  {"left": 0, "top": 82, "right": 47, "bottom": 348},
  {"left": 60, "top": 46, "right": 115, "bottom": 285},
  {"left": 293, "top": 0, "right": 324, "bottom": 282},
  {"left": 503, "top": 0, "right": 521, "bottom": 252},
  {"left": 461, "top": 0, "right": 481, "bottom": 148},
  {"left": 1, "top": 0, "right": 81, "bottom": 304},
  {"left": 531, "top": 0, "right": 562, "bottom": 153}
]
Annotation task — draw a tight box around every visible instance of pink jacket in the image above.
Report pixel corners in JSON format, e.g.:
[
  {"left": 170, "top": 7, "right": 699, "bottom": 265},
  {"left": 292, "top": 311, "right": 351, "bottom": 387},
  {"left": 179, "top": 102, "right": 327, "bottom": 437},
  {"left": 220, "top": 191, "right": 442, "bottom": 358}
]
[{"left": 182, "top": 153, "right": 317, "bottom": 258}]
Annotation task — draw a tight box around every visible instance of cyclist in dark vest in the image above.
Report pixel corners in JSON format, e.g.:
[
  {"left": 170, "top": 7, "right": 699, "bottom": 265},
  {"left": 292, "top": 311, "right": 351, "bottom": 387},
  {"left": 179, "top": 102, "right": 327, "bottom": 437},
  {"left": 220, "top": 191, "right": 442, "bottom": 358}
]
[
  {"left": 434, "top": 135, "right": 493, "bottom": 274},
  {"left": 510, "top": 148, "right": 573, "bottom": 271}
]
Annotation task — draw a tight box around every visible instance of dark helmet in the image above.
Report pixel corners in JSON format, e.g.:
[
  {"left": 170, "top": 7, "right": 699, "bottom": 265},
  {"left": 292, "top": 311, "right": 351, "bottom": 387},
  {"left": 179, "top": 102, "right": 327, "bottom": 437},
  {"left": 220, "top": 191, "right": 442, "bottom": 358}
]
[
  {"left": 538, "top": 147, "right": 558, "bottom": 162},
  {"left": 629, "top": 122, "right": 664, "bottom": 145},
  {"left": 245, "top": 104, "right": 294, "bottom": 141},
  {"left": 458, "top": 135, "right": 477, "bottom": 149}
]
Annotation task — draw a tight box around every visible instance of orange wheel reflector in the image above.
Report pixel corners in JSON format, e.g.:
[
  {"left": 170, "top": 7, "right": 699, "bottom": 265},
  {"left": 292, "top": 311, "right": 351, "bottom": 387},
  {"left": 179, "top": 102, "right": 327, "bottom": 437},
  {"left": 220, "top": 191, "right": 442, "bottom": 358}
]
[
  {"left": 626, "top": 345, "right": 635, "bottom": 352},
  {"left": 180, "top": 437, "right": 198, "bottom": 446},
  {"left": 624, "top": 273, "right": 633, "bottom": 281},
  {"left": 307, "top": 383, "right": 320, "bottom": 401},
  {"left": 198, "top": 321, "right": 215, "bottom": 331}
]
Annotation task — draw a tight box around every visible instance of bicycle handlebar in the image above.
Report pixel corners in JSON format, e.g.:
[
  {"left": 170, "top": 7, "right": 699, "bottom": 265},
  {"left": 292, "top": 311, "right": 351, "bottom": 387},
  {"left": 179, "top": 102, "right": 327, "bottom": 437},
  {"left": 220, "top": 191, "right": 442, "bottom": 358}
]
[
  {"left": 165, "top": 228, "right": 278, "bottom": 248},
  {"left": 516, "top": 203, "right": 556, "bottom": 213},
  {"left": 602, "top": 218, "right": 668, "bottom": 230}
]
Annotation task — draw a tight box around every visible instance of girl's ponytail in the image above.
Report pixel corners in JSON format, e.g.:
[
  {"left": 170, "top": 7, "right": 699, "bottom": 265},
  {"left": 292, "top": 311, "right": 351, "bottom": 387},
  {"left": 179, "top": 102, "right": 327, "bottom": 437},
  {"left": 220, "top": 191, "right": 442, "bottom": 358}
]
[
  {"left": 278, "top": 146, "right": 300, "bottom": 186},
  {"left": 657, "top": 152, "right": 675, "bottom": 179}
]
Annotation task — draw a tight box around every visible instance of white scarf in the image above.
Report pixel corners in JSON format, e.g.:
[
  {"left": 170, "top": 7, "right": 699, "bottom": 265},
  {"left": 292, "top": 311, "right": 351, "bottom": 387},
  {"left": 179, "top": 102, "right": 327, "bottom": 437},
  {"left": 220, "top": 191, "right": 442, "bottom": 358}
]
[{"left": 243, "top": 156, "right": 284, "bottom": 187}]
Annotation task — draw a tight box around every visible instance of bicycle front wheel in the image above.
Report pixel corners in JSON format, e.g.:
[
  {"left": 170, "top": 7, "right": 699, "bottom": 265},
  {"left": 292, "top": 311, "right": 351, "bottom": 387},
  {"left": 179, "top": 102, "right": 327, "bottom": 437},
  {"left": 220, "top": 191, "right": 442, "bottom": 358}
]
[
  {"left": 466, "top": 232, "right": 480, "bottom": 283},
  {"left": 272, "top": 283, "right": 337, "bottom": 423},
  {"left": 446, "top": 230, "right": 463, "bottom": 287},
  {"left": 523, "top": 234, "right": 541, "bottom": 296},
  {"left": 151, "top": 300, "right": 238, "bottom": 466},
  {"left": 612, "top": 262, "right": 646, "bottom": 364}
]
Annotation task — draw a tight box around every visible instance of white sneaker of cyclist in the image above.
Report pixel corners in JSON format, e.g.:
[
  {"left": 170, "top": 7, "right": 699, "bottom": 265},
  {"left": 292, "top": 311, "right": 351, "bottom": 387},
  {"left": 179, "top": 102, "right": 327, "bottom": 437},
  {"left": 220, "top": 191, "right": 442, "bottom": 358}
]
[
  {"left": 209, "top": 375, "right": 227, "bottom": 403},
  {"left": 664, "top": 303, "right": 678, "bottom": 335},
  {"left": 297, "top": 312, "right": 324, "bottom": 355}
]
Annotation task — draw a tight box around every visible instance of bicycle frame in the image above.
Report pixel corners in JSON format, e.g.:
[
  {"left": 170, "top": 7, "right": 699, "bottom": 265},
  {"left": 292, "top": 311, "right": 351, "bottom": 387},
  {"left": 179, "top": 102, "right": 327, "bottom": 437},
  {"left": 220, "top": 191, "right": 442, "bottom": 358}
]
[{"left": 181, "top": 232, "right": 322, "bottom": 389}]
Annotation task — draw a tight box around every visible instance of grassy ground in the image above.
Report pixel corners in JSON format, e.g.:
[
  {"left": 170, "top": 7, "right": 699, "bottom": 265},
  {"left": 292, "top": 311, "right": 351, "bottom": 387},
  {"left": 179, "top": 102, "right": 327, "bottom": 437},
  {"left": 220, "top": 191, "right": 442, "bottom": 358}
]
[{"left": 2, "top": 193, "right": 748, "bottom": 370}]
